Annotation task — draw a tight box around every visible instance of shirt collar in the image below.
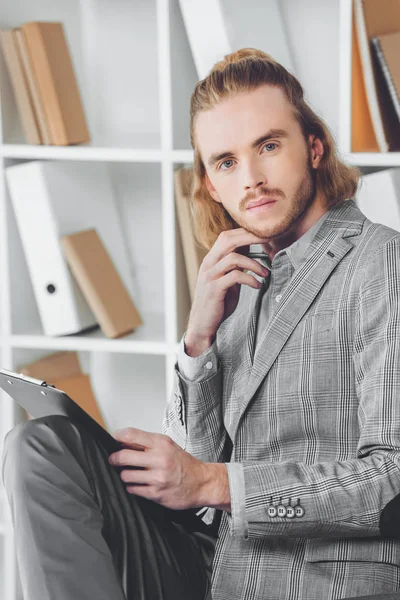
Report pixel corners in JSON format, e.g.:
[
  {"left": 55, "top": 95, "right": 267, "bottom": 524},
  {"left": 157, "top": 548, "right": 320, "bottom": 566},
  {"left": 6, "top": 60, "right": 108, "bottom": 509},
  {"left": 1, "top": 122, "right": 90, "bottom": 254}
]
[
  {"left": 255, "top": 210, "right": 330, "bottom": 271},
  {"left": 285, "top": 210, "right": 330, "bottom": 270}
]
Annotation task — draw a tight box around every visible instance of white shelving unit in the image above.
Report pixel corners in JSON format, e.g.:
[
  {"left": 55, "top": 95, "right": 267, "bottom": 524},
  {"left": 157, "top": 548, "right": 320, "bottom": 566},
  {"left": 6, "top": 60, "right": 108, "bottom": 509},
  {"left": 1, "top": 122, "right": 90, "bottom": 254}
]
[
  {"left": 0, "top": 0, "right": 398, "bottom": 598},
  {"left": 0, "top": 2, "right": 194, "bottom": 598}
]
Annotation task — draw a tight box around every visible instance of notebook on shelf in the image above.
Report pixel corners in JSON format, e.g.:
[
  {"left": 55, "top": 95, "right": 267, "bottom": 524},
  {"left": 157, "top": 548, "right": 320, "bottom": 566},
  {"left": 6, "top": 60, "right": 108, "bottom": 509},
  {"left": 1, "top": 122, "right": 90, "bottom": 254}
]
[
  {"left": 351, "top": 11, "right": 379, "bottom": 152},
  {"left": 371, "top": 31, "right": 400, "bottom": 124}
]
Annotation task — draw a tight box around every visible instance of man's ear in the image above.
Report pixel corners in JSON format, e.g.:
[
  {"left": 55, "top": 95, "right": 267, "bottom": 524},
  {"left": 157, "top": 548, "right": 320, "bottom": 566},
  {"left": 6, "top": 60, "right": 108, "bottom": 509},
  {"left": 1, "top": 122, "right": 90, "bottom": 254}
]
[
  {"left": 205, "top": 172, "right": 222, "bottom": 203},
  {"left": 308, "top": 134, "right": 324, "bottom": 169}
]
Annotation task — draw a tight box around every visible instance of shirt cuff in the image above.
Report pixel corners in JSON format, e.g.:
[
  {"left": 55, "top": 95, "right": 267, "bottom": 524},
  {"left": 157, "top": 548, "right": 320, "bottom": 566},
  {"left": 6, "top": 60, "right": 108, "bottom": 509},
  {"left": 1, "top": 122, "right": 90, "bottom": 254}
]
[
  {"left": 177, "top": 333, "right": 219, "bottom": 382},
  {"left": 225, "top": 462, "right": 248, "bottom": 540}
]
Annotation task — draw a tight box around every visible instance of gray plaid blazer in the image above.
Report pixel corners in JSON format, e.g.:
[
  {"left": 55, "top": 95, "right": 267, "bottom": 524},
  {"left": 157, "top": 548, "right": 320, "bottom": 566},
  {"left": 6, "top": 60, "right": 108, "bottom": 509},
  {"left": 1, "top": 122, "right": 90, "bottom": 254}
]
[{"left": 163, "top": 199, "right": 400, "bottom": 600}]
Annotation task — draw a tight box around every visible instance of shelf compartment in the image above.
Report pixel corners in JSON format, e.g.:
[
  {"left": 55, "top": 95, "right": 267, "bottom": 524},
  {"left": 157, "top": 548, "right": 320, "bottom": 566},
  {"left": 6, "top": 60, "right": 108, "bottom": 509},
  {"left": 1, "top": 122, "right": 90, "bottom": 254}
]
[
  {"left": 5, "top": 159, "right": 165, "bottom": 341},
  {"left": 10, "top": 347, "right": 169, "bottom": 435},
  {"left": 0, "top": 0, "right": 161, "bottom": 149}
]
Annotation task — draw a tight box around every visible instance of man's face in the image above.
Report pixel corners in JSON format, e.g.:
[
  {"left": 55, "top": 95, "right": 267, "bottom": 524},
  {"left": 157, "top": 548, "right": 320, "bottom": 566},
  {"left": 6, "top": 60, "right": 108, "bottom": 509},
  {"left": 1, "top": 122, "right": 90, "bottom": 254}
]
[{"left": 195, "top": 85, "right": 325, "bottom": 243}]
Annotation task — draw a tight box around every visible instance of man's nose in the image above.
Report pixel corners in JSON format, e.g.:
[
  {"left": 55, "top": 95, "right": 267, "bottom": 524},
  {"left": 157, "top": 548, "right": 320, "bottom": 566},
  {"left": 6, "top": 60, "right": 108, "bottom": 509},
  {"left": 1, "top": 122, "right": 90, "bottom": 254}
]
[{"left": 243, "top": 163, "right": 267, "bottom": 191}]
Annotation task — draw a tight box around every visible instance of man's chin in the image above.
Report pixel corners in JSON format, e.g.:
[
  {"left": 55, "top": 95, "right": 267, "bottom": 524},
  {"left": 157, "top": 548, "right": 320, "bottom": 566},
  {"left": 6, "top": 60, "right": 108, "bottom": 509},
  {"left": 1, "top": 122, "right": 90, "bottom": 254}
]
[{"left": 243, "top": 220, "right": 293, "bottom": 241}]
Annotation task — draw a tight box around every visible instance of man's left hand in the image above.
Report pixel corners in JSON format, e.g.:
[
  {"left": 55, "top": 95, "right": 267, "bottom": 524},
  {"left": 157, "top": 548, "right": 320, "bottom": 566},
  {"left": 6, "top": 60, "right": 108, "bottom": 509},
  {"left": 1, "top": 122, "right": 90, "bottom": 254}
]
[{"left": 108, "top": 428, "right": 230, "bottom": 512}]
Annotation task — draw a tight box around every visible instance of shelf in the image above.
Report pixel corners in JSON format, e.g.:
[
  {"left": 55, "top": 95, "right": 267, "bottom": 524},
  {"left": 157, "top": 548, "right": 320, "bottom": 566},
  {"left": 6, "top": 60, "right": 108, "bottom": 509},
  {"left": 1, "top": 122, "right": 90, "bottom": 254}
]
[
  {"left": 343, "top": 153, "right": 400, "bottom": 168},
  {"left": 10, "top": 313, "right": 168, "bottom": 355},
  {"left": 4, "top": 148, "right": 400, "bottom": 168},
  {"left": 0, "top": 144, "right": 163, "bottom": 163},
  {"left": 0, "top": 146, "right": 196, "bottom": 164},
  {"left": 10, "top": 333, "right": 168, "bottom": 355},
  {"left": 172, "top": 149, "right": 194, "bottom": 163}
]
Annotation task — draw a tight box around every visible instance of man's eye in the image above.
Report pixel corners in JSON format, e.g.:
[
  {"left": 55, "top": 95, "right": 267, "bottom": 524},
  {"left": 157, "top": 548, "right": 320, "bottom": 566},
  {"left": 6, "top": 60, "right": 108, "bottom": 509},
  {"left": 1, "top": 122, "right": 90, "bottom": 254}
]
[
  {"left": 218, "top": 144, "right": 277, "bottom": 170},
  {"left": 220, "top": 159, "right": 234, "bottom": 171}
]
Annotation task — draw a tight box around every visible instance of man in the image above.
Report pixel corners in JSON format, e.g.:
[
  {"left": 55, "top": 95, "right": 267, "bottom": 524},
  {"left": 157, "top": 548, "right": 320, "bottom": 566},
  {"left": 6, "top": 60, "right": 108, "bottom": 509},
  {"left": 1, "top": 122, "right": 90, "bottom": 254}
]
[
  {"left": 2, "top": 48, "right": 400, "bottom": 600},
  {"left": 162, "top": 48, "right": 400, "bottom": 599}
]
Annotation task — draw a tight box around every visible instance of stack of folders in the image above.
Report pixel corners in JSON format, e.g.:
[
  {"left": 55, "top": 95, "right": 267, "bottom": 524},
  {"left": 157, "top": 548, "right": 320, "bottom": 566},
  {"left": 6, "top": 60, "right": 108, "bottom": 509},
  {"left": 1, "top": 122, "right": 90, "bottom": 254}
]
[
  {"left": 352, "top": 0, "right": 400, "bottom": 152},
  {"left": 6, "top": 160, "right": 143, "bottom": 338},
  {"left": 0, "top": 22, "right": 90, "bottom": 145},
  {"left": 19, "top": 350, "right": 107, "bottom": 428}
]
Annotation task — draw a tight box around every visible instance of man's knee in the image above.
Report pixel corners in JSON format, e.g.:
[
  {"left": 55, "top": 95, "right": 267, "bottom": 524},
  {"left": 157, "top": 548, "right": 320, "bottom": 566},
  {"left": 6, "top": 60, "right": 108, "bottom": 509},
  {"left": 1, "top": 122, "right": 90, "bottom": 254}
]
[
  {"left": 1, "top": 415, "right": 77, "bottom": 491},
  {"left": 3, "top": 415, "right": 74, "bottom": 456}
]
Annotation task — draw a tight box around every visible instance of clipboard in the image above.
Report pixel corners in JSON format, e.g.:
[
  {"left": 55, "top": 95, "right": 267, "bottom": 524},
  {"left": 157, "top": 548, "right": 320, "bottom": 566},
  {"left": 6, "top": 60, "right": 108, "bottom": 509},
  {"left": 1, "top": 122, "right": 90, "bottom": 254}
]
[
  {"left": 0, "top": 367, "right": 123, "bottom": 454},
  {"left": 0, "top": 369, "right": 218, "bottom": 534}
]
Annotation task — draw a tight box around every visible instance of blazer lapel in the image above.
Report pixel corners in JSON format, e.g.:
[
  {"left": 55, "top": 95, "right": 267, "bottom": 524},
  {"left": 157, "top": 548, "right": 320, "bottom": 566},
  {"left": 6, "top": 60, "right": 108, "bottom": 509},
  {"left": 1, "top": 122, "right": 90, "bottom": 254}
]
[
  {"left": 233, "top": 200, "right": 365, "bottom": 430},
  {"left": 229, "top": 280, "right": 267, "bottom": 397}
]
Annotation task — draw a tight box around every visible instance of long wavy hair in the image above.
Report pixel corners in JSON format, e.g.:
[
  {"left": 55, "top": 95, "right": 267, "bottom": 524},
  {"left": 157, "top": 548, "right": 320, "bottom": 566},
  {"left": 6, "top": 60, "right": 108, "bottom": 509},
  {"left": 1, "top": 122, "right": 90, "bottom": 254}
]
[{"left": 189, "top": 48, "right": 361, "bottom": 250}]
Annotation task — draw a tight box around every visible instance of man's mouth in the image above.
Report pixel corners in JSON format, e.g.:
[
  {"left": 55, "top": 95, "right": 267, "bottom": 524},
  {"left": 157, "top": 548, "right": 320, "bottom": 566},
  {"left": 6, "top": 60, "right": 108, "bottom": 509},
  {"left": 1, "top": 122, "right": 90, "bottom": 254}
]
[{"left": 246, "top": 197, "right": 277, "bottom": 212}]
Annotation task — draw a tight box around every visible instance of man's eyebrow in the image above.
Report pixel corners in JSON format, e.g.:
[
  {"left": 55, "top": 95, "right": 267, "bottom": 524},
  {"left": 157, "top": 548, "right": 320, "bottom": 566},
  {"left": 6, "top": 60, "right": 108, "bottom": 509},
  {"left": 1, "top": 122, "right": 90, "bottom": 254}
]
[{"left": 207, "top": 128, "right": 289, "bottom": 168}]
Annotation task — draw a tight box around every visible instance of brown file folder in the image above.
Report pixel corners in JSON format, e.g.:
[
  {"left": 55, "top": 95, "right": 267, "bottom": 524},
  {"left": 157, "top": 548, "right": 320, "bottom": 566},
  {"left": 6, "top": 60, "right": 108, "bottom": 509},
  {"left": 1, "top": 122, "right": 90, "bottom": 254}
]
[{"left": 61, "top": 228, "right": 143, "bottom": 339}]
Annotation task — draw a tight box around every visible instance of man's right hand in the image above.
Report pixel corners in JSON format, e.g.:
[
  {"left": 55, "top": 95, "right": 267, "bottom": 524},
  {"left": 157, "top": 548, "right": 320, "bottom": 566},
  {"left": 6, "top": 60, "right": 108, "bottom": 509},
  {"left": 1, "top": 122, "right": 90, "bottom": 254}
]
[{"left": 184, "top": 228, "right": 270, "bottom": 357}]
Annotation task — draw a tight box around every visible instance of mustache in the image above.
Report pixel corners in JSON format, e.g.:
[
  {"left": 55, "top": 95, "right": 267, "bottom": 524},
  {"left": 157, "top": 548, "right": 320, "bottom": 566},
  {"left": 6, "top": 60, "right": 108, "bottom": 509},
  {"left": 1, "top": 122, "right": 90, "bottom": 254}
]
[{"left": 241, "top": 187, "right": 283, "bottom": 209}]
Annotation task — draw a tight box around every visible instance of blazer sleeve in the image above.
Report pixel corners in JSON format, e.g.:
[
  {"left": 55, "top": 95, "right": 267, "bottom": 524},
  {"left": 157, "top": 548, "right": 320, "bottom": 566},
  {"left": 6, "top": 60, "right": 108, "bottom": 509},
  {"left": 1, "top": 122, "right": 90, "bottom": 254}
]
[
  {"left": 162, "top": 332, "right": 231, "bottom": 464},
  {"left": 226, "top": 237, "right": 400, "bottom": 541},
  {"left": 177, "top": 334, "right": 219, "bottom": 383}
]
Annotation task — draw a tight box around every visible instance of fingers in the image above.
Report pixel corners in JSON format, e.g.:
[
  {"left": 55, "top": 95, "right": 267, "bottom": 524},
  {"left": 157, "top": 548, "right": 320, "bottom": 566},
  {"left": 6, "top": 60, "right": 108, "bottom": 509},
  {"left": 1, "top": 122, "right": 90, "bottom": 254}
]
[
  {"left": 209, "top": 251, "right": 269, "bottom": 280},
  {"left": 112, "top": 427, "right": 159, "bottom": 450},
  {"left": 109, "top": 448, "right": 150, "bottom": 468},
  {"left": 119, "top": 468, "right": 151, "bottom": 485},
  {"left": 125, "top": 485, "right": 151, "bottom": 497},
  {"left": 125, "top": 484, "right": 166, "bottom": 504},
  {"left": 109, "top": 432, "right": 177, "bottom": 469},
  {"left": 204, "top": 228, "right": 269, "bottom": 268},
  {"left": 221, "top": 269, "right": 264, "bottom": 291}
]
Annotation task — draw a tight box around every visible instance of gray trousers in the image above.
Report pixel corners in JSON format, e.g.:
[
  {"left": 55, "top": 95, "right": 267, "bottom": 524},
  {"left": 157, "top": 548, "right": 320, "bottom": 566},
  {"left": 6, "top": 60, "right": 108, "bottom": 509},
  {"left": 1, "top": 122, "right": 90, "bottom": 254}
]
[
  {"left": 2, "top": 414, "right": 399, "bottom": 600},
  {"left": 1, "top": 415, "right": 216, "bottom": 600}
]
